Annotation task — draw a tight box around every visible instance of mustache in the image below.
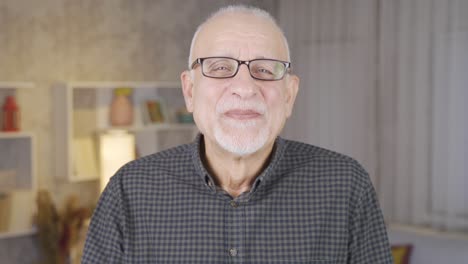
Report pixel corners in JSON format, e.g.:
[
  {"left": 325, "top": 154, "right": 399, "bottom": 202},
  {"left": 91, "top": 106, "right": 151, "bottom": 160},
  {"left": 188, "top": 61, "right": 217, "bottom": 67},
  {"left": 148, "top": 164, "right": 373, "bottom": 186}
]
[{"left": 215, "top": 100, "right": 267, "bottom": 115}]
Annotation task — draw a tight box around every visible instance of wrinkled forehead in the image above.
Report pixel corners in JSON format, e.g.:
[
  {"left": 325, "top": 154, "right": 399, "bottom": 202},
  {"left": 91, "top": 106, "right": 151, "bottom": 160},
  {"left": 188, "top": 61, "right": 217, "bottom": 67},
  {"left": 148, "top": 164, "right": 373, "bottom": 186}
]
[{"left": 192, "top": 12, "right": 288, "bottom": 60}]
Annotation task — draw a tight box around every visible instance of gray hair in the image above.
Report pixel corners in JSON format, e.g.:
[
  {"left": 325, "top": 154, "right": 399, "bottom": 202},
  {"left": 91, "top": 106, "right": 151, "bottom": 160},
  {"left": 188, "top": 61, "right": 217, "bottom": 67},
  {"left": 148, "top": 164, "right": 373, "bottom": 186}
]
[{"left": 187, "top": 5, "right": 291, "bottom": 69}]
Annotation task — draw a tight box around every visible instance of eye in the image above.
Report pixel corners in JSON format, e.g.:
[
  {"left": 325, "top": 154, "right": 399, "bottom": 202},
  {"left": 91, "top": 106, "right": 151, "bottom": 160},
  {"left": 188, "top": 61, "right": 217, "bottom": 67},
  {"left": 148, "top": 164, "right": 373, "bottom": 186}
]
[
  {"left": 205, "top": 60, "right": 234, "bottom": 73},
  {"left": 257, "top": 68, "right": 274, "bottom": 75},
  {"left": 212, "top": 64, "right": 232, "bottom": 71},
  {"left": 252, "top": 64, "right": 275, "bottom": 76}
]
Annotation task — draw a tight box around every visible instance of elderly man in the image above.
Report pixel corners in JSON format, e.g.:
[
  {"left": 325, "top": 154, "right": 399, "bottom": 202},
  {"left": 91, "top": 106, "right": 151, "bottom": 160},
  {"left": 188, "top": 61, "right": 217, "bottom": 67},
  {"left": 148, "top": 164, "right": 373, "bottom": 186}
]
[{"left": 82, "top": 5, "right": 392, "bottom": 263}]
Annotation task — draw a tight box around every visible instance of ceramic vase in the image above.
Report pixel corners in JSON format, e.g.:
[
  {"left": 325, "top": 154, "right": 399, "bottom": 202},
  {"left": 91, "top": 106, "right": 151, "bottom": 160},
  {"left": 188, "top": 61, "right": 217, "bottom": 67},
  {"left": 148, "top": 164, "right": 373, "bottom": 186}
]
[{"left": 109, "top": 88, "right": 133, "bottom": 126}]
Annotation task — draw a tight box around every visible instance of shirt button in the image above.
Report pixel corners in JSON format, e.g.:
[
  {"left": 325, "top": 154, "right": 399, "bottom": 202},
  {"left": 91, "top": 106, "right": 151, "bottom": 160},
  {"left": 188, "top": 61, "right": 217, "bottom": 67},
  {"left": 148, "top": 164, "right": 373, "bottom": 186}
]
[
  {"left": 229, "top": 248, "right": 238, "bottom": 257},
  {"left": 230, "top": 200, "right": 238, "bottom": 208}
]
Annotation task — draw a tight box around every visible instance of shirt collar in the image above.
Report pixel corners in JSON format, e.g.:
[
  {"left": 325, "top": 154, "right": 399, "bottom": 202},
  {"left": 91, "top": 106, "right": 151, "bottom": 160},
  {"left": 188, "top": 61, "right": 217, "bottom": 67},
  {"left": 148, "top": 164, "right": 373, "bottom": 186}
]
[{"left": 190, "top": 133, "right": 287, "bottom": 197}]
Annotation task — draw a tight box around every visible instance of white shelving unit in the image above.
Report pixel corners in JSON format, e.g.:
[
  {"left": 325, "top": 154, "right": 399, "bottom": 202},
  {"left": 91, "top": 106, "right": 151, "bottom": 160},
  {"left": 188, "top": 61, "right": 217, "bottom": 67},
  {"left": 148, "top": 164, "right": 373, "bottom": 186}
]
[
  {"left": 54, "top": 81, "right": 198, "bottom": 182},
  {"left": 0, "top": 82, "right": 36, "bottom": 192}
]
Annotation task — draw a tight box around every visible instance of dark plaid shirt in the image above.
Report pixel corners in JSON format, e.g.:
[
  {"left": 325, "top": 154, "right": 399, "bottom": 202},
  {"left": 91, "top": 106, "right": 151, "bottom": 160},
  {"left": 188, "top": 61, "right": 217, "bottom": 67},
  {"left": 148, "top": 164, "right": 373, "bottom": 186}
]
[{"left": 82, "top": 135, "right": 393, "bottom": 263}]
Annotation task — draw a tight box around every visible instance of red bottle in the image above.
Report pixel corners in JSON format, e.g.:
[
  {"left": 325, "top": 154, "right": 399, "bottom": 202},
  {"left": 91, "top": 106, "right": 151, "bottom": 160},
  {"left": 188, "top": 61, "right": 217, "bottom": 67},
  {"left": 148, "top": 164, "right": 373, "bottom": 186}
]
[{"left": 2, "top": 96, "right": 20, "bottom": 132}]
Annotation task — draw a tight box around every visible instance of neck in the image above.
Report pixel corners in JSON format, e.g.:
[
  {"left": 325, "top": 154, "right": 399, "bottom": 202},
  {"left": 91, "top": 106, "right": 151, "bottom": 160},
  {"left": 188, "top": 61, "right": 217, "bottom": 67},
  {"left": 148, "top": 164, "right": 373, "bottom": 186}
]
[{"left": 202, "top": 136, "right": 275, "bottom": 198}]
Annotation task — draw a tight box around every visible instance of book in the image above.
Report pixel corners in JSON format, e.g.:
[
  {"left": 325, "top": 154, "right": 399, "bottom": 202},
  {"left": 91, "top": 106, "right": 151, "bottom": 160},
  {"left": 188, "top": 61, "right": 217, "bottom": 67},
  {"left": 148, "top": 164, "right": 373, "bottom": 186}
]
[{"left": 145, "top": 100, "right": 165, "bottom": 123}]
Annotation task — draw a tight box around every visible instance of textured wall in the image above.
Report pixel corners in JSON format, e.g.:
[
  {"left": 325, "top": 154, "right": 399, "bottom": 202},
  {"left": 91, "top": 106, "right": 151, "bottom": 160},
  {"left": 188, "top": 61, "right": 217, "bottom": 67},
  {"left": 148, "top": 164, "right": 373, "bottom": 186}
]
[{"left": 0, "top": 0, "right": 277, "bottom": 262}]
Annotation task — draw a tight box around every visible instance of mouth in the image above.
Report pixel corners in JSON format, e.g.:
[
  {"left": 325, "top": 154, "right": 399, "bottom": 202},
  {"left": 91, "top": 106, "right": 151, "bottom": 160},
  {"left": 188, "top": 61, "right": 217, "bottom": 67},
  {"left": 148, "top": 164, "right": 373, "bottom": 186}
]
[{"left": 223, "top": 109, "right": 263, "bottom": 120}]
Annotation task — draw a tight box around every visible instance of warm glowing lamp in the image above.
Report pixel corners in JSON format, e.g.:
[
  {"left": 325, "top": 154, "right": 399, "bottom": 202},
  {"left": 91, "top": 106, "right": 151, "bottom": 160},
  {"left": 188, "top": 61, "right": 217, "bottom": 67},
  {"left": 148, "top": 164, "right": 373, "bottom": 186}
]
[{"left": 99, "top": 130, "right": 135, "bottom": 192}]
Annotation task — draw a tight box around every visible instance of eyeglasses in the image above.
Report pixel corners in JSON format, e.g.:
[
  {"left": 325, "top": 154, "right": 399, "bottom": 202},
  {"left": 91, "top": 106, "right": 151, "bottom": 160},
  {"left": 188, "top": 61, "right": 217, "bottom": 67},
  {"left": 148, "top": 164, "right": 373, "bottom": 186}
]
[{"left": 191, "top": 56, "right": 291, "bottom": 81}]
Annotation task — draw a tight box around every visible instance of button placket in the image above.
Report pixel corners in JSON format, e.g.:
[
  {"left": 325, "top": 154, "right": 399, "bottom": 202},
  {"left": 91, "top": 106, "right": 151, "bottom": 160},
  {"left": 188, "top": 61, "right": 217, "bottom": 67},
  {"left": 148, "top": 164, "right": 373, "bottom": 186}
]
[{"left": 224, "top": 199, "right": 245, "bottom": 261}]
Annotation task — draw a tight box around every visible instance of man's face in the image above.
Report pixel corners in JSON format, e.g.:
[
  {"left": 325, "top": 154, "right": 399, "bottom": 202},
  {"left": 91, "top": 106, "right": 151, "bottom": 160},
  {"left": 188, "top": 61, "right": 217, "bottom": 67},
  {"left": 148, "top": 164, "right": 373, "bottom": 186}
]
[{"left": 181, "top": 13, "right": 299, "bottom": 156}]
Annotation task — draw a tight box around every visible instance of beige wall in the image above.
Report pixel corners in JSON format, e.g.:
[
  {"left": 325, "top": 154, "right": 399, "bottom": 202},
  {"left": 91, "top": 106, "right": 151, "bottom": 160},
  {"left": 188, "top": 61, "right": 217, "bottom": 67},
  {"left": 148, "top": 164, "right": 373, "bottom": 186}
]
[{"left": 0, "top": 0, "right": 277, "bottom": 260}]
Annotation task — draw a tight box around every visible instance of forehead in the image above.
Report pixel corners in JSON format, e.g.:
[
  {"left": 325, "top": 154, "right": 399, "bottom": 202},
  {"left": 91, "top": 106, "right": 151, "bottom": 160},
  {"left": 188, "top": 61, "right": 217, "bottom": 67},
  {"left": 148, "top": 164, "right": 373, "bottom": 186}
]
[{"left": 193, "top": 12, "right": 288, "bottom": 60}]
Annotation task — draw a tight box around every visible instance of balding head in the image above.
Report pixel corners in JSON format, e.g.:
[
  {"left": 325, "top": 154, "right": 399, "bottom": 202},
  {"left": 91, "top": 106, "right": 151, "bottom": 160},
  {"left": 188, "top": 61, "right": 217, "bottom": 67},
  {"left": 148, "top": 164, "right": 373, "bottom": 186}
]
[{"left": 188, "top": 5, "right": 290, "bottom": 68}]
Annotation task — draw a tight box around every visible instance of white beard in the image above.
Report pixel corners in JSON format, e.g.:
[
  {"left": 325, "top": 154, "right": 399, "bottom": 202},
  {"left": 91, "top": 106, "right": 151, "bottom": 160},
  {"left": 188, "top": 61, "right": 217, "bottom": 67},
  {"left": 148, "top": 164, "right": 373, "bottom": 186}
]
[{"left": 213, "top": 100, "right": 269, "bottom": 156}]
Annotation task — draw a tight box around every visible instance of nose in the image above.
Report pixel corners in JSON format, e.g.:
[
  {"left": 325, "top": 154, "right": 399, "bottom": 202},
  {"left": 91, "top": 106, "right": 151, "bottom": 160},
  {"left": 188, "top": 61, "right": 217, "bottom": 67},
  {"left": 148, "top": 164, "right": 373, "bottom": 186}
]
[{"left": 230, "top": 64, "right": 258, "bottom": 99}]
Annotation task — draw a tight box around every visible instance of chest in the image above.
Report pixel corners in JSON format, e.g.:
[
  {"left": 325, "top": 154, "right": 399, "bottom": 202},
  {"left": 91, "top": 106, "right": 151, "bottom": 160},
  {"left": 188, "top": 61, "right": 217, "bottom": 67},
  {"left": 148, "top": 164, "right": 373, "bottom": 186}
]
[{"left": 123, "top": 184, "right": 350, "bottom": 263}]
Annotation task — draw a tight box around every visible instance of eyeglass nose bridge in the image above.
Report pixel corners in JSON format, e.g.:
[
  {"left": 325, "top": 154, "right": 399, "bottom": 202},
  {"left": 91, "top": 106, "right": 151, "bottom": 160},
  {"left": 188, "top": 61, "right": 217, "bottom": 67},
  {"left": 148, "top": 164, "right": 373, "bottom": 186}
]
[{"left": 235, "top": 60, "right": 254, "bottom": 77}]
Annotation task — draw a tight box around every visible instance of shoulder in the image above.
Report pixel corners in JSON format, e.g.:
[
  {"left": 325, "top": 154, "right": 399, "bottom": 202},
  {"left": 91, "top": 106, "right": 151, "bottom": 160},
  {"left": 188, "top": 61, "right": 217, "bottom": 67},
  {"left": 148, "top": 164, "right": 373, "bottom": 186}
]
[
  {"left": 109, "top": 142, "right": 196, "bottom": 187},
  {"left": 129, "top": 143, "right": 193, "bottom": 170},
  {"left": 281, "top": 138, "right": 367, "bottom": 175},
  {"left": 279, "top": 138, "right": 372, "bottom": 196}
]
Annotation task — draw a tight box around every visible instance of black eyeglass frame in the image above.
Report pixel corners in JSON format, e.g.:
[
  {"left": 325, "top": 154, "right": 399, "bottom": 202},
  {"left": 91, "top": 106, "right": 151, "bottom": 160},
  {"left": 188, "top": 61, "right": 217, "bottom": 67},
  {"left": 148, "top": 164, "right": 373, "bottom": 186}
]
[{"left": 190, "top": 56, "right": 292, "bottom": 81}]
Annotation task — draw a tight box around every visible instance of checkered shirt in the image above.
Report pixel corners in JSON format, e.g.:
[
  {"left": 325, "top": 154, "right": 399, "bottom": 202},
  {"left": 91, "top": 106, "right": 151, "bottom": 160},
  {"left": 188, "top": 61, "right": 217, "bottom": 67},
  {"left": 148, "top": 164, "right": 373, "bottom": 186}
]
[{"left": 82, "top": 135, "right": 393, "bottom": 263}]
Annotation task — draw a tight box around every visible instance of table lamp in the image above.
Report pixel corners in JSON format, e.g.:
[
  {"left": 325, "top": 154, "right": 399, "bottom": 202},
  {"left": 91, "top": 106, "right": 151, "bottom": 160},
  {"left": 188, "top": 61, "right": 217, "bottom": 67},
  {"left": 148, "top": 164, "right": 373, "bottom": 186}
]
[{"left": 99, "top": 130, "right": 135, "bottom": 192}]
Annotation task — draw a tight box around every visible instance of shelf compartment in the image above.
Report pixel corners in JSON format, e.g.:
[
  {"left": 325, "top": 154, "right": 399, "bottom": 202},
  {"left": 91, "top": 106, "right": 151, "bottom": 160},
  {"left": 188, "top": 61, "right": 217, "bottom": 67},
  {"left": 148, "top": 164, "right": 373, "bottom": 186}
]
[
  {"left": 0, "top": 133, "right": 35, "bottom": 191},
  {"left": 54, "top": 82, "right": 197, "bottom": 182}
]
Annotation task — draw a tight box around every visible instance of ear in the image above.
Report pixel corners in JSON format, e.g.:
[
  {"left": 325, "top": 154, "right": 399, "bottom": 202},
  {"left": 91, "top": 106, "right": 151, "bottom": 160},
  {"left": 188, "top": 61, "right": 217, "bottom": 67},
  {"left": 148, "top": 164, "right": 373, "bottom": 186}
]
[
  {"left": 181, "top": 70, "right": 195, "bottom": 112},
  {"left": 284, "top": 74, "right": 300, "bottom": 117}
]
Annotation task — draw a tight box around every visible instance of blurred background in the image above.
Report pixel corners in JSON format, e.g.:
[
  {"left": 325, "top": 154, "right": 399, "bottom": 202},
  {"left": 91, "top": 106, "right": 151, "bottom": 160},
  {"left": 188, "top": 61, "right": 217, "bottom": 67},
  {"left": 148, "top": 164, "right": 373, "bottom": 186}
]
[{"left": 0, "top": 0, "right": 466, "bottom": 263}]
